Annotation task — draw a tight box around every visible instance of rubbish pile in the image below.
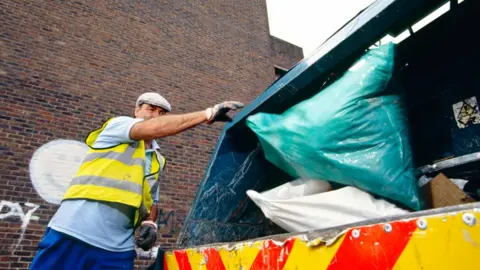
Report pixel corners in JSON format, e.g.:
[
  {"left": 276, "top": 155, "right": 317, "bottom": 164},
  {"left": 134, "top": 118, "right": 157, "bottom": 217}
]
[
  {"left": 245, "top": 43, "right": 476, "bottom": 233},
  {"left": 247, "top": 178, "right": 408, "bottom": 232}
]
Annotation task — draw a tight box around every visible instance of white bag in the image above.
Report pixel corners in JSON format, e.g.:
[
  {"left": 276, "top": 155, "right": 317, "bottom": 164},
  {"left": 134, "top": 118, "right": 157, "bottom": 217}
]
[{"left": 247, "top": 179, "right": 409, "bottom": 233}]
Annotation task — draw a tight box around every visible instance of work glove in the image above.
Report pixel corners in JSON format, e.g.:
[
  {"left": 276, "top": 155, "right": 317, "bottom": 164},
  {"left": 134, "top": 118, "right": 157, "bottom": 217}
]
[
  {"left": 205, "top": 101, "right": 244, "bottom": 124},
  {"left": 135, "top": 220, "right": 158, "bottom": 251}
]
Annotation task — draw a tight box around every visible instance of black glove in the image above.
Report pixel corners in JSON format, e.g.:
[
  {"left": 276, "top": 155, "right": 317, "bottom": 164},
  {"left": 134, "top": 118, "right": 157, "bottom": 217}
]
[
  {"left": 135, "top": 221, "right": 157, "bottom": 251},
  {"left": 205, "top": 101, "right": 244, "bottom": 123}
]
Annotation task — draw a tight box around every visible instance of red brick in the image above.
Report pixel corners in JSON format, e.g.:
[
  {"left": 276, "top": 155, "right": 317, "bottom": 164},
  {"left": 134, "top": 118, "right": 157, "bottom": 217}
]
[{"left": 0, "top": 0, "right": 302, "bottom": 269}]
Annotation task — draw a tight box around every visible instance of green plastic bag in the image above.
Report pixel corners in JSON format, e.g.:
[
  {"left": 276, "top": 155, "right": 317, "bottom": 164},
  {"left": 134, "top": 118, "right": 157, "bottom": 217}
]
[{"left": 246, "top": 43, "right": 423, "bottom": 210}]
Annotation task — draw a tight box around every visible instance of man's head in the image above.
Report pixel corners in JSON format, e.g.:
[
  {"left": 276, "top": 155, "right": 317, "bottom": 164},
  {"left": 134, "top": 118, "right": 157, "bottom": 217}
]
[{"left": 135, "top": 92, "right": 172, "bottom": 120}]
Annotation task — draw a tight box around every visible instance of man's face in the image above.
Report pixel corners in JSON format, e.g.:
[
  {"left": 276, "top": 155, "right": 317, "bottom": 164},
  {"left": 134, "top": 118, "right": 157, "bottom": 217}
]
[{"left": 134, "top": 104, "right": 167, "bottom": 120}]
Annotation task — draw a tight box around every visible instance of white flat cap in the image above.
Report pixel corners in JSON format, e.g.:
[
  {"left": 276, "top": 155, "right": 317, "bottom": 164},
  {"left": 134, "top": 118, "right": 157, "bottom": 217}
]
[{"left": 136, "top": 92, "right": 171, "bottom": 112}]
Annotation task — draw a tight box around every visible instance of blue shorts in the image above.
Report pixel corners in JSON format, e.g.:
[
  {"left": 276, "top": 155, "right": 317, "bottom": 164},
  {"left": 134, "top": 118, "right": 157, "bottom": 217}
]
[{"left": 30, "top": 228, "right": 136, "bottom": 270}]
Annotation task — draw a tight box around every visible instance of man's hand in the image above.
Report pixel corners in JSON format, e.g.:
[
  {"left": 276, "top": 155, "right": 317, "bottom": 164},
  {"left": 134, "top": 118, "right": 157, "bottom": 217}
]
[
  {"left": 135, "top": 220, "right": 158, "bottom": 251},
  {"left": 205, "top": 101, "right": 244, "bottom": 124}
]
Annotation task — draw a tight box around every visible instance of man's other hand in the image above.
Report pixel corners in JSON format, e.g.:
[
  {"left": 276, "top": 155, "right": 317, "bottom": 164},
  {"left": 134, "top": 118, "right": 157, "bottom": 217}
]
[{"left": 135, "top": 221, "right": 158, "bottom": 251}]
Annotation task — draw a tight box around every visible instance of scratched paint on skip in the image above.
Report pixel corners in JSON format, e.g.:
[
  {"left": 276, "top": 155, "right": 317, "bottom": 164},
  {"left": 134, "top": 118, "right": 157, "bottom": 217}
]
[
  {"left": 394, "top": 211, "right": 480, "bottom": 269},
  {"left": 461, "top": 229, "right": 479, "bottom": 248},
  {"left": 327, "top": 219, "right": 418, "bottom": 270},
  {"left": 249, "top": 238, "right": 295, "bottom": 270}
]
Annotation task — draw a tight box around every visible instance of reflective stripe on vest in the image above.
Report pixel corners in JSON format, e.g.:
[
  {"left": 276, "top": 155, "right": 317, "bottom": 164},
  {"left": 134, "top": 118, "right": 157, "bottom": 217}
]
[
  {"left": 70, "top": 175, "right": 143, "bottom": 195},
  {"left": 82, "top": 143, "right": 144, "bottom": 166},
  {"left": 63, "top": 118, "right": 165, "bottom": 227}
]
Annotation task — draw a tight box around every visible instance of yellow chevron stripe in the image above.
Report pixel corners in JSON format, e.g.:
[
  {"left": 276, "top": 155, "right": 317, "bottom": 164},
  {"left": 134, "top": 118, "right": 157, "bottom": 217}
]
[
  {"left": 165, "top": 209, "right": 480, "bottom": 270},
  {"left": 393, "top": 210, "right": 480, "bottom": 270},
  {"left": 282, "top": 235, "right": 346, "bottom": 269},
  {"left": 186, "top": 249, "right": 207, "bottom": 270},
  {"left": 165, "top": 252, "right": 180, "bottom": 270},
  {"left": 218, "top": 241, "right": 263, "bottom": 269}
]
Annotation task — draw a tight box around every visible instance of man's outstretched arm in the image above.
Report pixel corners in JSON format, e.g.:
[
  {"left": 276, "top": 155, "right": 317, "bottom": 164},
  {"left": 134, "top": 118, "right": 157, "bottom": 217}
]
[{"left": 130, "top": 101, "right": 244, "bottom": 141}]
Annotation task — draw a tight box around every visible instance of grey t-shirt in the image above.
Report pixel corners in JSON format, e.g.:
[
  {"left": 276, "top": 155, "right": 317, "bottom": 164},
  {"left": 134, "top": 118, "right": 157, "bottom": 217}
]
[{"left": 48, "top": 116, "right": 160, "bottom": 252}]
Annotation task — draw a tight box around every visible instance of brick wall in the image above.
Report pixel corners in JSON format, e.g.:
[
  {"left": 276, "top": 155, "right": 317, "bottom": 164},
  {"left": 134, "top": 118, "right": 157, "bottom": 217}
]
[
  {"left": 270, "top": 36, "right": 304, "bottom": 70},
  {"left": 0, "top": 0, "right": 302, "bottom": 269}
]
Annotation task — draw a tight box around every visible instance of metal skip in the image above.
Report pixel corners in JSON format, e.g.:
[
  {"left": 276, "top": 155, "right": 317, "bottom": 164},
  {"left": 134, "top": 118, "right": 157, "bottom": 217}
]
[{"left": 164, "top": 207, "right": 480, "bottom": 269}]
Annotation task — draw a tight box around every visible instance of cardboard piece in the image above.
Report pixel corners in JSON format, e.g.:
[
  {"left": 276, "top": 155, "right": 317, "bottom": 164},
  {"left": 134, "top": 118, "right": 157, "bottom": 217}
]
[{"left": 421, "top": 173, "right": 475, "bottom": 209}]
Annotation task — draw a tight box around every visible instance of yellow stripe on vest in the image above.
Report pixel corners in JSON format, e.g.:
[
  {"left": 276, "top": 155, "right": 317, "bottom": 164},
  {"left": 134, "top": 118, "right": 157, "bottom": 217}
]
[
  {"left": 70, "top": 175, "right": 143, "bottom": 195},
  {"left": 65, "top": 184, "right": 143, "bottom": 208},
  {"left": 75, "top": 159, "right": 144, "bottom": 182}
]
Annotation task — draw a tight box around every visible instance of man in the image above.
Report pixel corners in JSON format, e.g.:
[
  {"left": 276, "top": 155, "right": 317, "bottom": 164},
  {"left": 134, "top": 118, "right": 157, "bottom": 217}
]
[{"left": 30, "top": 93, "right": 244, "bottom": 269}]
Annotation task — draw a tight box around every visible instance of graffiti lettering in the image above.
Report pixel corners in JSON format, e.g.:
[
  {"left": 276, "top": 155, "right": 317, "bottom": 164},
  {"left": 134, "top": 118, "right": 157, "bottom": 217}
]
[
  {"left": 0, "top": 200, "right": 40, "bottom": 251},
  {"left": 158, "top": 209, "right": 176, "bottom": 234}
]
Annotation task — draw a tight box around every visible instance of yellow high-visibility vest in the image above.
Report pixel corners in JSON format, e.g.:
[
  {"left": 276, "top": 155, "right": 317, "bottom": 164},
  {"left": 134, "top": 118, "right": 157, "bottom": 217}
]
[{"left": 63, "top": 118, "right": 166, "bottom": 227}]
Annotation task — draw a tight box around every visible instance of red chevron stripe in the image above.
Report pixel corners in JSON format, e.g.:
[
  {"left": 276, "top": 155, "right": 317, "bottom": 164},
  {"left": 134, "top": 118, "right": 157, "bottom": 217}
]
[
  {"left": 164, "top": 255, "right": 169, "bottom": 270},
  {"left": 174, "top": 250, "right": 192, "bottom": 270},
  {"left": 327, "top": 219, "right": 418, "bottom": 270},
  {"left": 250, "top": 238, "right": 296, "bottom": 270},
  {"left": 204, "top": 247, "right": 226, "bottom": 270}
]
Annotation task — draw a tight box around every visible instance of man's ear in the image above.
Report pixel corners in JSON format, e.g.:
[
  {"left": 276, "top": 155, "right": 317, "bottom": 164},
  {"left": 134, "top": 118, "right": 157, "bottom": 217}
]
[{"left": 134, "top": 105, "right": 140, "bottom": 118}]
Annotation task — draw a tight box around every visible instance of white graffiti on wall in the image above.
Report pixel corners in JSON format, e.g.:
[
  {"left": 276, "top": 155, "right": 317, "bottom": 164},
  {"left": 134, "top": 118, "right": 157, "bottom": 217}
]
[
  {"left": 0, "top": 140, "right": 87, "bottom": 252},
  {"left": 0, "top": 200, "right": 40, "bottom": 251},
  {"left": 29, "top": 139, "right": 89, "bottom": 204}
]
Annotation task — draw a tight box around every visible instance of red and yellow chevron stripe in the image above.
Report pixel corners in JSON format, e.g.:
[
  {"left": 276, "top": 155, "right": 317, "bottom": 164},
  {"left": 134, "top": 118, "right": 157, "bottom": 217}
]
[{"left": 164, "top": 208, "right": 479, "bottom": 269}]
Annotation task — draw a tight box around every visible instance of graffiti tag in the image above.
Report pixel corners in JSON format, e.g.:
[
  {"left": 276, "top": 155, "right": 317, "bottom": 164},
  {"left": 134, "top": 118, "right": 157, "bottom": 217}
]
[
  {"left": 0, "top": 200, "right": 40, "bottom": 251},
  {"left": 158, "top": 209, "right": 176, "bottom": 234}
]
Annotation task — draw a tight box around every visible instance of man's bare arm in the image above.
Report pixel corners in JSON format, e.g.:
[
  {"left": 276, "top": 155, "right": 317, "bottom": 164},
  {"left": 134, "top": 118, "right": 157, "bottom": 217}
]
[
  {"left": 130, "top": 111, "right": 207, "bottom": 141},
  {"left": 130, "top": 101, "right": 244, "bottom": 141}
]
